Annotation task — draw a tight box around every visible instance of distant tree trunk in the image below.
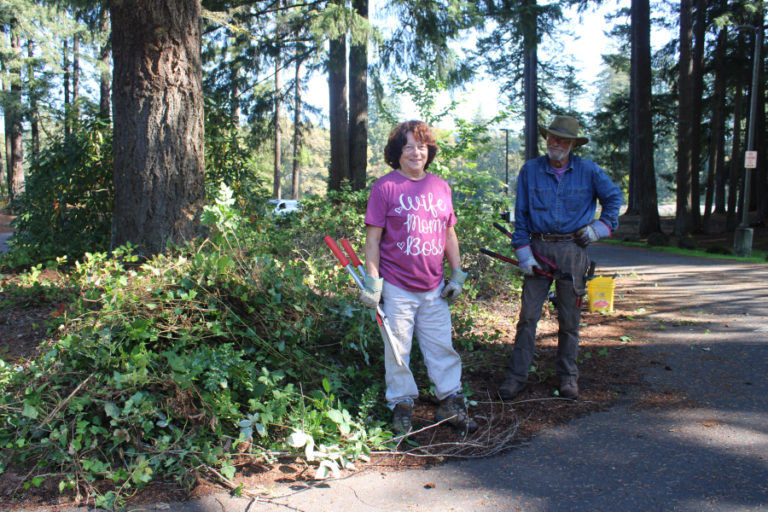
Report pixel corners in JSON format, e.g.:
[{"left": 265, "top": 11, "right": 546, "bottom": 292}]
[
  {"left": 689, "top": 0, "right": 706, "bottom": 231},
  {"left": 8, "top": 26, "right": 24, "bottom": 204},
  {"left": 28, "top": 39, "right": 40, "bottom": 156},
  {"left": 756, "top": 46, "right": 767, "bottom": 223},
  {"left": 348, "top": 0, "right": 368, "bottom": 191},
  {"left": 630, "top": 0, "right": 660, "bottom": 235},
  {"left": 110, "top": 0, "right": 205, "bottom": 256},
  {"left": 523, "top": 0, "right": 538, "bottom": 160},
  {"left": 72, "top": 33, "right": 80, "bottom": 131},
  {"left": 274, "top": 50, "right": 282, "bottom": 199},
  {"left": 328, "top": 29, "right": 349, "bottom": 192},
  {"left": 675, "top": 0, "right": 694, "bottom": 236},
  {"left": 291, "top": 58, "right": 302, "bottom": 200},
  {"left": 704, "top": 24, "right": 727, "bottom": 227},
  {"left": 99, "top": 5, "right": 111, "bottom": 121},
  {"left": 726, "top": 35, "right": 746, "bottom": 231},
  {"left": 63, "top": 38, "right": 71, "bottom": 136}
]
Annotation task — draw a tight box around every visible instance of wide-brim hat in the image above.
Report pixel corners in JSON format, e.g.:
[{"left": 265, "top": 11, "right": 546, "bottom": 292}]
[{"left": 538, "top": 115, "right": 589, "bottom": 147}]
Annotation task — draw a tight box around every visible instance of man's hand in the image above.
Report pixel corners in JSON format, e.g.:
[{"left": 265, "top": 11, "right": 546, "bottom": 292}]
[
  {"left": 360, "top": 275, "right": 383, "bottom": 309},
  {"left": 515, "top": 246, "right": 541, "bottom": 277},
  {"left": 575, "top": 220, "right": 611, "bottom": 247},
  {"left": 440, "top": 269, "right": 468, "bottom": 303}
]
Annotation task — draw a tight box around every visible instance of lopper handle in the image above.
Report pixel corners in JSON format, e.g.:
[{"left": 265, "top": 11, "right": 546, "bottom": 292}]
[
  {"left": 340, "top": 238, "right": 364, "bottom": 269},
  {"left": 493, "top": 222, "right": 513, "bottom": 239},
  {"left": 324, "top": 236, "right": 350, "bottom": 267}
]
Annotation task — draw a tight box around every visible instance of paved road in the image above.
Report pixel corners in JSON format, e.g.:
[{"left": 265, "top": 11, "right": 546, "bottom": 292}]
[
  {"left": 15, "top": 244, "right": 768, "bottom": 512},
  {"left": 0, "top": 232, "right": 11, "bottom": 254}
]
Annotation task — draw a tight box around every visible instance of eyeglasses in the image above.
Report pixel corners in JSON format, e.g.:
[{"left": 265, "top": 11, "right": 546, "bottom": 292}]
[{"left": 402, "top": 144, "right": 428, "bottom": 153}]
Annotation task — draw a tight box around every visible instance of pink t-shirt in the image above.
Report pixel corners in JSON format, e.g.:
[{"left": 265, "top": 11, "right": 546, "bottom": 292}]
[{"left": 365, "top": 171, "right": 456, "bottom": 292}]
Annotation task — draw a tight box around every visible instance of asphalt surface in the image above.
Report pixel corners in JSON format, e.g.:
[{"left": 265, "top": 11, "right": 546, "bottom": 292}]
[{"left": 13, "top": 243, "right": 768, "bottom": 512}]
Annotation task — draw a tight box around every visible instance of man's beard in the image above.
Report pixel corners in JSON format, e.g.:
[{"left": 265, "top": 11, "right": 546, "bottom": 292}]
[{"left": 547, "top": 146, "right": 570, "bottom": 163}]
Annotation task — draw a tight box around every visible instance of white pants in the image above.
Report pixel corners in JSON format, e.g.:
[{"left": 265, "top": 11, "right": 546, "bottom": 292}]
[{"left": 381, "top": 280, "right": 463, "bottom": 409}]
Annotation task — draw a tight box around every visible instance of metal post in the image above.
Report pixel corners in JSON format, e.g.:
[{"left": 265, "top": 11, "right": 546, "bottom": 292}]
[{"left": 734, "top": 23, "right": 763, "bottom": 257}]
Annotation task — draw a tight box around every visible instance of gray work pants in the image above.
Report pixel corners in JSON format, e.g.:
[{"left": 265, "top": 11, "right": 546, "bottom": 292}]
[{"left": 507, "top": 240, "right": 589, "bottom": 383}]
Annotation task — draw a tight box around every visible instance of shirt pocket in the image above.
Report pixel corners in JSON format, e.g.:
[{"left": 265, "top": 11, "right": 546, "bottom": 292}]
[
  {"left": 532, "top": 188, "right": 553, "bottom": 210},
  {"left": 565, "top": 188, "right": 591, "bottom": 213}
]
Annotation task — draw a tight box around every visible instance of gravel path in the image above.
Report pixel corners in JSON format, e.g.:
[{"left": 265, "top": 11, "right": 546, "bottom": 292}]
[{"left": 14, "top": 243, "right": 768, "bottom": 512}]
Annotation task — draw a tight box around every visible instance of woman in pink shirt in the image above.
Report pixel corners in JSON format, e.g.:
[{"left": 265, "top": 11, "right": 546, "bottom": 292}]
[{"left": 361, "top": 120, "right": 477, "bottom": 435}]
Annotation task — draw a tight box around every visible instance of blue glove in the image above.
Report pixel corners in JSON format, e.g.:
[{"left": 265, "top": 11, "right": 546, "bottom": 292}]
[
  {"left": 360, "top": 274, "right": 383, "bottom": 309},
  {"left": 575, "top": 220, "right": 611, "bottom": 247},
  {"left": 515, "top": 246, "right": 541, "bottom": 277},
  {"left": 440, "top": 269, "right": 468, "bottom": 302}
]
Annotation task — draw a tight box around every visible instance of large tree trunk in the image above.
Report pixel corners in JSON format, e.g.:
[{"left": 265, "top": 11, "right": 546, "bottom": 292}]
[
  {"left": 99, "top": 5, "right": 111, "bottom": 121},
  {"left": 689, "top": 0, "right": 706, "bottom": 231},
  {"left": 274, "top": 49, "right": 282, "bottom": 199},
  {"left": 675, "top": 0, "right": 695, "bottom": 236},
  {"left": 28, "top": 40, "right": 40, "bottom": 156},
  {"left": 291, "top": 58, "right": 302, "bottom": 200},
  {"left": 704, "top": 24, "right": 727, "bottom": 228},
  {"left": 726, "top": 35, "right": 746, "bottom": 231},
  {"left": 348, "top": 0, "right": 368, "bottom": 192},
  {"left": 328, "top": 30, "right": 349, "bottom": 192},
  {"left": 523, "top": 0, "right": 538, "bottom": 161},
  {"left": 8, "top": 26, "right": 24, "bottom": 205},
  {"left": 110, "top": 0, "right": 205, "bottom": 256},
  {"left": 630, "top": 0, "right": 660, "bottom": 235}
]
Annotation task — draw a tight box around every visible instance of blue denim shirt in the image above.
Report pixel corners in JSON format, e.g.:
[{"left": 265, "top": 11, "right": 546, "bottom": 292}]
[{"left": 511, "top": 154, "right": 623, "bottom": 248}]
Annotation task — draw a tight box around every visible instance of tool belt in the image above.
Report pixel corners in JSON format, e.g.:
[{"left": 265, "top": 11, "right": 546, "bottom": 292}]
[{"left": 530, "top": 232, "right": 576, "bottom": 242}]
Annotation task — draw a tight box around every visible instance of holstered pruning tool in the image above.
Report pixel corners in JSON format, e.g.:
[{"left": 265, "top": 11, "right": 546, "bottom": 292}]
[
  {"left": 478, "top": 222, "right": 556, "bottom": 278},
  {"left": 324, "top": 236, "right": 405, "bottom": 367}
]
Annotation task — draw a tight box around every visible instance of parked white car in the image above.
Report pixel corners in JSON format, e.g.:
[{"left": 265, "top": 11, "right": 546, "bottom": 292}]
[{"left": 269, "top": 199, "right": 301, "bottom": 215}]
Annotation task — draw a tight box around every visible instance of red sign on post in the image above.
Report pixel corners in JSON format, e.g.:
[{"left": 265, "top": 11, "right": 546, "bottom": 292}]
[{"left": 745, "top": 151, "right": 758, "bottom": 169}]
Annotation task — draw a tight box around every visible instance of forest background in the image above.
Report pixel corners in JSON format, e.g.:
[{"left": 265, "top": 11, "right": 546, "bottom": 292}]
[{"left": 0, "top": 0, "right": 766, "bottom": 509}]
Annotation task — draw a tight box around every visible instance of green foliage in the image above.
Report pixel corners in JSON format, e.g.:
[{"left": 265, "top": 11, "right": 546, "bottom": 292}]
[
  {"left": 0, "top": 180, "right": 522, "bottom": 507},
  {"left": 3, "top": 119, "right": 113, "bottom": 268}
]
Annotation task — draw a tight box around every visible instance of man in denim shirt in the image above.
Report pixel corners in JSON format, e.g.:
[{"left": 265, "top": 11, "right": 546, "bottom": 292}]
[{"left": 498, "top": 115, "right": 623, "bottom": 400}]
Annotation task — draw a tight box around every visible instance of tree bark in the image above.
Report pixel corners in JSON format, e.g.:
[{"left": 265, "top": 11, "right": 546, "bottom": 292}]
[
  {"left": 63, "top": 38, "right": 70, "bottom": 136},
  {"left": 274, "top": 47, "right": 282, "bottom": 199},
  {"left": 523, "top": 0, "right": 538, "bottom": 161},
  {"left": 704, "top": 25, "right": 727, "bottom": 227},
  {"left": 8, "top": 26, "right": 24, "bottom": 204},
  {"left": 630, "top": 0, "right": 660, "bottom": 235},
  {"left": 110, "top": 0, "right": 206, "bottom": 256},
  {"left": 328, "top": 30, "right": 349, "bottom": 192},
  {"left": 689, "top": 0, "right": 706, "bottom": 231},
  {"left": 28, "top": 39, "right": 40, "bottom": 156},
  {"left": 726, "top": 35, "right": 745, "bottom": 231},
  {"left": 99, "top": 5, "right": 111, "bottom": 121},
  {"left": 348, "top": 0, "right": 368, "bottom": 192},
  {"left": 292, "top": 58, "right": 302, "bottom": 200},
  {"left": 675, "top": 0, "right": 694, "bottom": 236},
  {"left": 72, "top": 33, "right": 80, "bottom": 130}
]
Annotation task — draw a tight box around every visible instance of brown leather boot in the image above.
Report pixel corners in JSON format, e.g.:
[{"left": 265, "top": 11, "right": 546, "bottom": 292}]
[
  {"left": 498, "top": 377, "right": 526, "bottom": 401},
  {"left": 559, "top": 377, "right": 579, "bottom": 399}
]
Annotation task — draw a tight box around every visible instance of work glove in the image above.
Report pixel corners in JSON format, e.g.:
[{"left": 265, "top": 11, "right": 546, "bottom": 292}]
[
  {"left": 515, "top": 246, "right": 541, "bottom": 277},
  {"left": 360, "top": 274, "right": 383, "bottom": 309},
  {"left": 575, "top": 220, "right": 611, "bottom": 247},
  {"left": 440, "top": 269, "right": 468, "bottom": 303}
]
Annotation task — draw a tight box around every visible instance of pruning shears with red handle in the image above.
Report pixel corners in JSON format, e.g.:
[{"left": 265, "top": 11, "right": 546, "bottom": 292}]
[
  {"left": 479, "top": 222, "right": 557, "bottom": 278},
  {"left": 324, "top": 236, "right": 405, "bottom": 367}
]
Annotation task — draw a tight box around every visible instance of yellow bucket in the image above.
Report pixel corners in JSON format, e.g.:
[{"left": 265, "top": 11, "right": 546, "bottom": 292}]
[{"left": 587, "top": 276, "right": 615, "bottom": 312}]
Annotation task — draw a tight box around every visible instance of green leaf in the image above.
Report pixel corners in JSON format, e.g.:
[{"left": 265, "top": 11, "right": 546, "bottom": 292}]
[
  {"left": 104, "top": 402, "right": 121, "bottom": 419},
  {"left": 22, "top": 404, "right": 39, "bottom": 419},
  {"left": 322, "top": 378, "right": 331, "bottom": 393},
  {"left": 220, "top": 465, "right": 236, "bottom": 480},
  {"left": 327, "top": 409, "right": 344, "bottom": 424}
]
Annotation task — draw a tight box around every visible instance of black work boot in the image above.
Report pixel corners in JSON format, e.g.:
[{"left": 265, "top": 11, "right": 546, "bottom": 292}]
[
  {"left": 434, "top": 394, "right": 478, "bottom": 433},
  {"left": 498, "top": 377, "right": 526, "bottom": 401},
  {"left": 392, "top": 402, "right": 413, "bottom": 434}
]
